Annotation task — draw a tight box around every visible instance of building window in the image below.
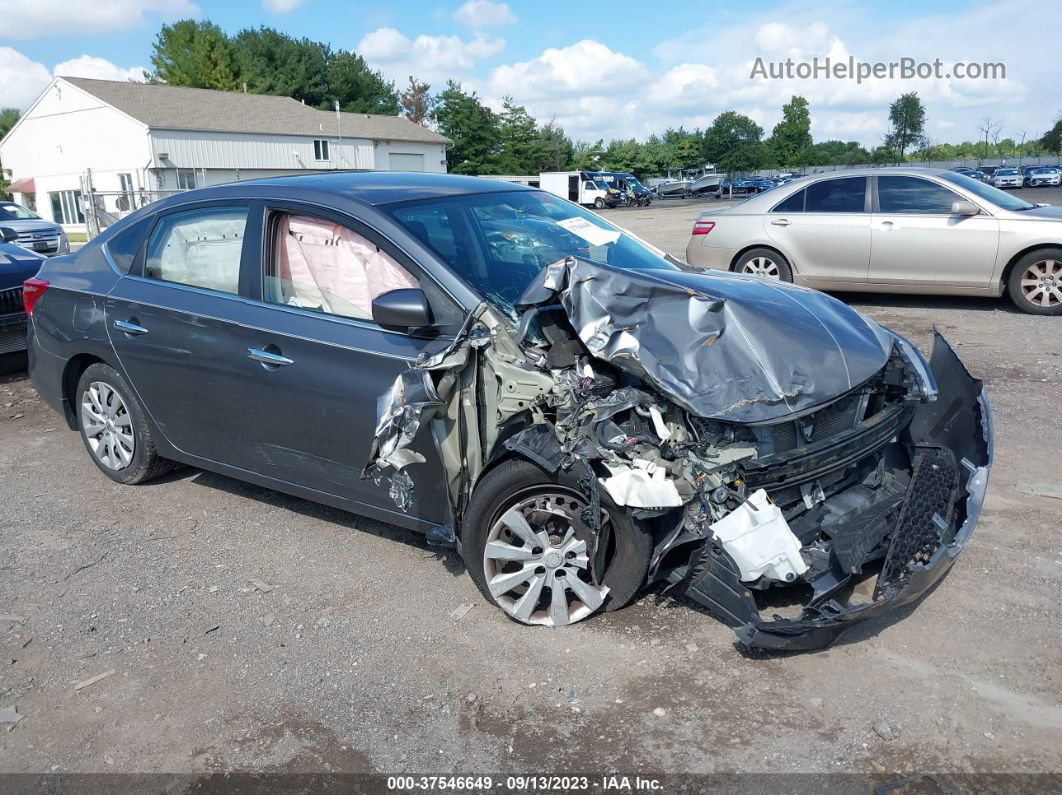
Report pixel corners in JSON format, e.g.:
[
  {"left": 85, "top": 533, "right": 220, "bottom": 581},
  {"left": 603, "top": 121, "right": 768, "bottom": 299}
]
[
  {"left": 49, "top": 190, "right": 85, "bottom": 225},
  {"left": 176, "top": 169, "right": 197, "bottom": 191},
  {"left": 314, "top": 140, "right": 330, "bottom": 161}
]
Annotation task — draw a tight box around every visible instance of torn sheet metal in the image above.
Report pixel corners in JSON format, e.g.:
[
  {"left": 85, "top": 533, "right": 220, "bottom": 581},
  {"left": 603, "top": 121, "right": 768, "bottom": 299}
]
[{"left": 516, "top": 257, "right": 895, "bottom": 423}]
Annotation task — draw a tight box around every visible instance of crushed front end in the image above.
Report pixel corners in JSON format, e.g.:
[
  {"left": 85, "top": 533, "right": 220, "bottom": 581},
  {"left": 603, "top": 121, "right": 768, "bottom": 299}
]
[{"left": 364, "top": 255, "right": 992, "bottom": 650}]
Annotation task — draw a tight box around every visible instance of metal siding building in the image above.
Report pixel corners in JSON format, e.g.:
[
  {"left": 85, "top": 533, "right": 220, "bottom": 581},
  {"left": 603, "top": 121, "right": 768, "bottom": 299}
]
[{"left": 0, "top": 77, "right": 450, "bottom": 232}]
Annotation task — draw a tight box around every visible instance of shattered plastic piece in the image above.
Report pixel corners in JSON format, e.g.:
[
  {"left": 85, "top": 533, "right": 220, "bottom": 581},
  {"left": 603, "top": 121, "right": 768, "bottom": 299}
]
[
  {"left": 599, "top": 461, "right": 683, "bottom": 509},
  {"left": 708, "top": 489, "right": 808, "bottom": 583},
  {"left": 449, "top": 603, "right": 474, "bottom": 621},
  {"left": 516, "top": 257, "right": 894, "bottom": 423},
  {"left": 0, "top": 706, "right": 23, "bottom": 725},
  {"left": 1015, "top": 482, "right": 1062, "bottom": 500}
]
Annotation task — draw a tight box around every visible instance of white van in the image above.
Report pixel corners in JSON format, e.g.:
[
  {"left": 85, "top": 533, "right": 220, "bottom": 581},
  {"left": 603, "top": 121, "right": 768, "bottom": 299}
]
[{"left": 539, "top": 171, "right": 622, "bottom": 209}]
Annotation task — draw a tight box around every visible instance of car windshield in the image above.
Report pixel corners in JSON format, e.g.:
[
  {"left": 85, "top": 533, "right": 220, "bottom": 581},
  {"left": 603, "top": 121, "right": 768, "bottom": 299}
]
[
  {"left": 0, "top": 203, "right": 39, "bottom": 221},
  {"left": 939, "top": 172, "right": 1034, "bottom": 210},
  {"left": 387, "top": 189, "right": 678, "bottom": 320}
]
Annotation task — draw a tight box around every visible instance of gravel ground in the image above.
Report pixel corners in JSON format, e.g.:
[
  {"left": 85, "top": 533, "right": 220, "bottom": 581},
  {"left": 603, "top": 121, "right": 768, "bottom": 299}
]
[{"left": 1, "top": 186, "right": 1060, "bottom": 784}]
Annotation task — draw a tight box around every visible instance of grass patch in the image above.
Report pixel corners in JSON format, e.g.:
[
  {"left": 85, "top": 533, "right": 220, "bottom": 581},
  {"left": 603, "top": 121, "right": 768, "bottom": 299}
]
[{"left": 66, "top": 232, "right": 88, "bottom": 243}]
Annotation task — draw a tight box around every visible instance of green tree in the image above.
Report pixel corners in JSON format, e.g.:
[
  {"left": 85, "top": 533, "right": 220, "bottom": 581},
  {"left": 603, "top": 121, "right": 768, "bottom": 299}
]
[
  {"left": 399, "top": 76, "right": 432, "bottom": 124},
  {"left": 571, "top": 139, "right": 605, "bottom": 170},
  {"left": 149, "top": 20, "right": 238, "bottom": 90},
  {"left": 703, "top": 111, "right": 766, "bottom": 173},
  {"left": 0, "top": 107, "right": 18, "bottom": 200},
  {"left": 232, "top": 27, "right": 331, "bottom": 107},
  {"left": 768, "top": 96, "right": 813, "bottom": 167},
  {"left": 327, "top": 50, "right": 399, "bottom": 114},
  {"left": 497, "top": 97, "right": 542, "bottom": 173},
  {"left": 432, "top": 81, "right": 500, "bottom": 174},
  {"left": 884, "top": 92, "right": 927, "bottom": 158},
  {"left": 870, "top": 145, "right": 899, "bottom": 164},
  {"left": 533, "top": 121, "right": 574, "bottom": 172},
  {"left": 1042, "top": 118, "right": 1062, "bottom": 157}
]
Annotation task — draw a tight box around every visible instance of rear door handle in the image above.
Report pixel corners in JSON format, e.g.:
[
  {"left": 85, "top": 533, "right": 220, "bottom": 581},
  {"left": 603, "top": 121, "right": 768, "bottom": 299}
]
[
  {"left": 770, "top": 218, "right": 790, "bottom": 226},
  {"left": 113, "top": 319, "right": 149, "bottom": 335},
  {"left": 247, "top": 347, "right": 294, "bottom": 367}
]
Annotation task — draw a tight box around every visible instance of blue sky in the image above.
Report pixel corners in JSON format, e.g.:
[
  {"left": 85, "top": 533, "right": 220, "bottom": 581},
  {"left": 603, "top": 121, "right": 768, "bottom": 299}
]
[{"left": 2, "top": 0, "right": 1057, "bottom": 147}]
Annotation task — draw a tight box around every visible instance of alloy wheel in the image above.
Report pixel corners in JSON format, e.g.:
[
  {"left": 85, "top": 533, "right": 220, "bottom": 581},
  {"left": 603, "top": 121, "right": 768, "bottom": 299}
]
[
  {"left": 741, "top": 256, "right": 782, "bottom": 279},
  {"left": 80, "top": 381, "right": 135, "bottom": 470},
  {"left": 482, "top": 490, "right": 609, "bottom": 626},
  {"left": 1020, "top": 259, "right": 1062, "bottom": 309}
]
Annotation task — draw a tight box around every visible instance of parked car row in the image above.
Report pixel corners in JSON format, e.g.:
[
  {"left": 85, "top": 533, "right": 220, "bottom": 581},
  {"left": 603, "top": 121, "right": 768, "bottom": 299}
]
[
  {"left": 686, "top": 166, "right": 1062, "bottom": 315},
  {"left": 0, "top": 227, "right": 47, "bottom": 354},
  {"left": 954, "top": 165, "right": 1061, "bottom": 189}
]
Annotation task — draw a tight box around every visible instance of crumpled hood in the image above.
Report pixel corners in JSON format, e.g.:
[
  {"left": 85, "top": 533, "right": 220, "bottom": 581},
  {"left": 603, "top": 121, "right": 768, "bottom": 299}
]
[{"left": 515, "top": 258, "right": 895, "bottom": 423}]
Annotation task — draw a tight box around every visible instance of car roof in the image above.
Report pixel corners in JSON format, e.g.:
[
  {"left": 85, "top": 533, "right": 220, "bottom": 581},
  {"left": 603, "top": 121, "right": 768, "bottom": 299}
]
[{"left": 180, "top": 171, "right": 536, "bottom": 207}]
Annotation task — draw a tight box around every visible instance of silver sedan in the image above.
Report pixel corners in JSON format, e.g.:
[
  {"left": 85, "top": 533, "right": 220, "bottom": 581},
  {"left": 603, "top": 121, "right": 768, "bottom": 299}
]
[{"left": 685, "top": 166, "right": 1062, "bottom": 315}]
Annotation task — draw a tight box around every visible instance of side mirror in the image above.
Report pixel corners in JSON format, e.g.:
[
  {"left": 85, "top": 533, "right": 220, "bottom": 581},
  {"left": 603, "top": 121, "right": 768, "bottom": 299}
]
[
  {"left": 0, "top": 227, "right": 17, "bottom": 244},
  {"left": 952, "top": 201, "right": 979, "bottom": 216},
  {"left": 371, "top": 288, "right": 432, "bottom": 333}
]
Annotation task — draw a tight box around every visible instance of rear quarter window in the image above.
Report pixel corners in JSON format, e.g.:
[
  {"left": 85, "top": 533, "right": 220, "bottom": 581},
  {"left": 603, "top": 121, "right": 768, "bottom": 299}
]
[{"left": 103, "top": 217, "right": 152, "bottom": 274}]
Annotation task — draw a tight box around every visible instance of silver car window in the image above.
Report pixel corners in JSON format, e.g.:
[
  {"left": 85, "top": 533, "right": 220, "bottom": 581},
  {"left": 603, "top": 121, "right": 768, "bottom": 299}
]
[
  {"left": 878, "top": 176, "right": 962, "bottom": 214},
  {"left": 804, "top": 177, "right": 866, "bottom": 213}
]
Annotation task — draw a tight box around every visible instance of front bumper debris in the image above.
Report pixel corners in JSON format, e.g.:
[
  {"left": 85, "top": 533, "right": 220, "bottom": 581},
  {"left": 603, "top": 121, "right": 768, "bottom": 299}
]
[{"left": 682, "top": 333, "right": 992, "bottom": 651}]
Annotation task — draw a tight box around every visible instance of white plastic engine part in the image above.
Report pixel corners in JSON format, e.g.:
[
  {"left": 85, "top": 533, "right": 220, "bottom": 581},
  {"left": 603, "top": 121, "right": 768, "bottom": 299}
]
[
  {"left": 708, "top": 489, "right": 809, "bottom": 583},
  {"left": 599, "top": 460, "right": 683, "bottom": 508}
]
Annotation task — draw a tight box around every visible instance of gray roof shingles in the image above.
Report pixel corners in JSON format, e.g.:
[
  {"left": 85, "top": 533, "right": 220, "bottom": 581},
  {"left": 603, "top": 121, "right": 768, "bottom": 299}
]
[{"left": 61, "top": 77, "right": 450, "bottom": 145}]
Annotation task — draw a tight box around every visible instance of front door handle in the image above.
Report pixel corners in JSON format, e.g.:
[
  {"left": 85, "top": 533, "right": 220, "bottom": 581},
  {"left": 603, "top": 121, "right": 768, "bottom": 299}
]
[
  {"left": 770, "top": 218, "right": 790, "bottom": 226},
  {"left": 247, "top": 347, "right": 294, "bottom": 367},
  {"left": 114, "top": 319, "right": 149, "bottom": 335}
]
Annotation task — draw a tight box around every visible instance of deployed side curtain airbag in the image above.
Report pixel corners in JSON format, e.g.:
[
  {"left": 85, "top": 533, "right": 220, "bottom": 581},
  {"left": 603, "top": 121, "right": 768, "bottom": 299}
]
[{"left": 278, "top": 214, "right": 418, "bottom": 320}]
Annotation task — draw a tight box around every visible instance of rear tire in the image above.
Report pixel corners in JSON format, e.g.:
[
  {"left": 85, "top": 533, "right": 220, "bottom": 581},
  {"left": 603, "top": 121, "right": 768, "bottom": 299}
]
[
  {"left": 1007, "top": 248, "right": 1062, "bottom": 315},
  {"left": 76, "top": 362, "right": 174, "bottom": 484},
  {"left": 733, "top": 247, "right": 794, "bottom": 282},
  {"left": 461, "top": 459, "right": 652, "bottom": 626}
]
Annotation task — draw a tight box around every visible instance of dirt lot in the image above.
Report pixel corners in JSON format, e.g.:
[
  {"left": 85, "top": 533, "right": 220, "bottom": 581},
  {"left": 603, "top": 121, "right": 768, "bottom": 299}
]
[{"left": 1, "top": 189, "right": 1061, "bottom": 785}]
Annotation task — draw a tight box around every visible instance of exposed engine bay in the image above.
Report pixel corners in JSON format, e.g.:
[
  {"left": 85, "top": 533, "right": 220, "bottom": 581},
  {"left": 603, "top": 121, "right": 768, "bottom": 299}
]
[{"left": 363, "top": 256, "right": 992, "bottom": 650}]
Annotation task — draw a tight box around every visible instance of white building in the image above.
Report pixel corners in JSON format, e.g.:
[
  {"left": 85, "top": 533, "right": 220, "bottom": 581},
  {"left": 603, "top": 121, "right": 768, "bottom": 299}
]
[{"left": 0, "top": 77, "right": 450, "bottom": 232}]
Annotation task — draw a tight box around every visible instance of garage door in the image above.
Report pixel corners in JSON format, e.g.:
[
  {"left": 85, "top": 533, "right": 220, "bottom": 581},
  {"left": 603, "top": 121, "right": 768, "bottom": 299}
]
[{"left": 389, "top": 153, "right": 425, "bottom": 172}]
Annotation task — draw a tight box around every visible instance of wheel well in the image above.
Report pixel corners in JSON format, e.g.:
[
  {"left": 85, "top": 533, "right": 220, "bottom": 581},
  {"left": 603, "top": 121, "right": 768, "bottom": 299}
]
[
  {"left": 1000, "top": 244, "right": 1062, "bottom": 293},
  {"left": 61, "top": 354, "right": 107, "bottom": 429},
  {"left": 729, "top": 244, "right": 791, "bottom": 273}
]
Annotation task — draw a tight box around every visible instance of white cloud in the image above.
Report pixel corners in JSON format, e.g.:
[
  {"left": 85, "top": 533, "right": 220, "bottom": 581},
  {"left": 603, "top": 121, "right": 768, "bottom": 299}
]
[
  {"left": 0, "top": 47, "right": 52, "bottom": 110},
  {"left": 53, "top": 56, "right": 147, "bottom": 83},
  {"left": 357, "top": 27, "right": 504, "bottom": 86},
  {"left": 0, "top": 0, "right": 199, "bottom": 39},
  {"left": 489, "top": 40, "right": 650, "bottom": 102},
  {"left": 263, "top": 0, "right": 305, "bottom": 11},
  {"left": 453, "top": 0, "right": 517, "bottom": 28}
]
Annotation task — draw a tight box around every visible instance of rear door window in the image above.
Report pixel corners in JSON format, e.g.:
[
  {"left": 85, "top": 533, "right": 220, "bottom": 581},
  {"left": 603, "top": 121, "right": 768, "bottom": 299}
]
[
  {"left": 771, "top": 189, "right": 805, "bottom": 212},
  {"left": 878, "top": 176, "right": 963, "bottom": 214},
  {"left": 144, "top": 206, "right": 248, "bottom": 293},
  {"left": 804, "top": 177, "right": 867, "bottom": 213}
]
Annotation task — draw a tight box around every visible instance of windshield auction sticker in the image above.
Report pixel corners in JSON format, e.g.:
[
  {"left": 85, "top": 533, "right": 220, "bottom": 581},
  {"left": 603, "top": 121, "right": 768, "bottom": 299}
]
[{"left": 556, "top": 217, "right": 621, "bottom": 246}]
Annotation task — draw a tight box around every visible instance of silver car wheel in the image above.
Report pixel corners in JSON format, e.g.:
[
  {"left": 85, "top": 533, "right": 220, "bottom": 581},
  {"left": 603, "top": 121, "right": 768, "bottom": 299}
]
[
  {"left": 80, "top": 381, "right": 135, "bottom": 470},
  {"left": 1020, "top": 259, "right": 1062, "bottom": 309},
  {"left": 741, "top": 256, "right": 781, "bottom": 279},
  {"left": 483, "top": 491, "right": 609, "bottom": 627}
]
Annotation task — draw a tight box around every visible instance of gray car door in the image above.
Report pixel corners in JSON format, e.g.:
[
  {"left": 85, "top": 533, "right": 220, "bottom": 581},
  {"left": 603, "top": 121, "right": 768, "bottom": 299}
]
[
  {"left": 228, "top": 202, "right": 457, "bottom": 523},
  {"left": 105, "top": 201, "right": 268, "bottom": 469}
]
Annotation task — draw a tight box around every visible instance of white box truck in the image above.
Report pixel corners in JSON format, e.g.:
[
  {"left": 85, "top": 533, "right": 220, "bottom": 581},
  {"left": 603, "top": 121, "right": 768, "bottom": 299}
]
[{"left": 539, "top": 171, "right": 622, "bottom": 209}]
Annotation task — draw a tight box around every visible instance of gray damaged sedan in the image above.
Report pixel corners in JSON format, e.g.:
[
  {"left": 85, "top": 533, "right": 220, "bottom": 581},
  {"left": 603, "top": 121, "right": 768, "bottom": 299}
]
[{"left": 26, "top": 173, "right": 991, "bottom": 650}]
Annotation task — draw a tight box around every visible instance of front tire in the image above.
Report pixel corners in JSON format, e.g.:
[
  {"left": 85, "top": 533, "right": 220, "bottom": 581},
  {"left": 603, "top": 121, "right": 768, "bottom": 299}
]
[
  {"left": 461, "top": 459, "right": 652, "bottom": 626},
  {"left": 1007, "top": 248, "right": 1062, "bottom": 315},
  {"left": 733, "top": 247, "right": 794, "bottom": 282},
  {"left": 76, "top": 362, "right": 174, "bottom": 484},
  {"left": 593, "top": 198, "right": 606, "bottom": 209}
]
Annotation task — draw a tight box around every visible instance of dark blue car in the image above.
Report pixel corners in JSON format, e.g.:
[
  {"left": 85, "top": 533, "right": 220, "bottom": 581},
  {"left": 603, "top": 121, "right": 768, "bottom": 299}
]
[
  {"left": 0, "top": 227, "right": 45, "bottom": 354},
  {"left": 24, "top": 172, "right": 991, "bottom": 649}
]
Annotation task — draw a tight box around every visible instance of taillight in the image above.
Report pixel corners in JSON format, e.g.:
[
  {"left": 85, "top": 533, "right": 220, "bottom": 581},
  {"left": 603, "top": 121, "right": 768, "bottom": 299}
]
[
  {"left": 22, "top": 278, "right": 49, "bottom": 315},
  {"left": 692, "top": 220, "right": 716, "bottom": 236}
]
